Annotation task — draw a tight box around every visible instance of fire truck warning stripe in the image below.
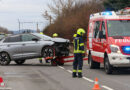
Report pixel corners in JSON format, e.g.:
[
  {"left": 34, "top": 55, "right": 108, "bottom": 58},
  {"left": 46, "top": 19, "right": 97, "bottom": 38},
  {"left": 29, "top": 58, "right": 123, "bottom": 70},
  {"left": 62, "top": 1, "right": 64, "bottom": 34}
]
[{"left": 91, "top": 51, "right": 104, "bottom": 58}]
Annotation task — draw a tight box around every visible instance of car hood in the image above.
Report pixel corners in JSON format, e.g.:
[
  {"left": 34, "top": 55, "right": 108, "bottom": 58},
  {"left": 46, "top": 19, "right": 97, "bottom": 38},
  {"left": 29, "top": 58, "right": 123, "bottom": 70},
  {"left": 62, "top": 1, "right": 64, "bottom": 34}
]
[{"left": 51, "top": 38, "right": 70, "bottom": 43}]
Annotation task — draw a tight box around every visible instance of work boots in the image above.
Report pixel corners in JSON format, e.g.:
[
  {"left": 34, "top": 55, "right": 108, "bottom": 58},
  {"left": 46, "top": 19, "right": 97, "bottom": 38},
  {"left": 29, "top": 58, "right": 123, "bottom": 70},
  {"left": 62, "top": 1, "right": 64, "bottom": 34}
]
[
  {"left": 78, "top": 72, "right": 82, "bottom": 78},
  {"left": 72, "top": 72, "right": 77, "bottom": 78}
]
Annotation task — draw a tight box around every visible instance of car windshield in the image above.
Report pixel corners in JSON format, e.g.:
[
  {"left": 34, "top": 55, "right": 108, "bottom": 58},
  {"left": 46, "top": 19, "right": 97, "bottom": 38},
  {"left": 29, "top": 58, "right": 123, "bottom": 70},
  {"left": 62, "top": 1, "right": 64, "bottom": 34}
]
[
  {"left": 32, "top": 33, "right": 52, "bottom": 40},
  {"left": 107, "top": 20, "right": 130, "bottom": 37}
]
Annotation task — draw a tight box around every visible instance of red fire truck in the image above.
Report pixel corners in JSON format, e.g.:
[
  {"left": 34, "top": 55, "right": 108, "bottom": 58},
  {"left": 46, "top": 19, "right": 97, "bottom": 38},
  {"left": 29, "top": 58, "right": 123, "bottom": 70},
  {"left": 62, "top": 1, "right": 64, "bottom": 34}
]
[{"left": 87, "top": 8, "right": 130, "bottom": 74}]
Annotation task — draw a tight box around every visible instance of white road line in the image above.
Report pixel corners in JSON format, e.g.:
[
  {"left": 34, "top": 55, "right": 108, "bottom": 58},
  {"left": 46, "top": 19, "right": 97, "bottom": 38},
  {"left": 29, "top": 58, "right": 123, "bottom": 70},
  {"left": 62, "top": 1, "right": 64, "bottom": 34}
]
[
  {"left": 58, "top": 67, "right": 114, "bottom": 90},
  {"left": 83, "top": 77, "right": 94, "bottom": 82},
  {"left": 58, "top": 66, "right": 65, "bottom": 70},
  {"left": 0, "top": 87, "right": 12, "bottom": 90},
  {"left": 102, "top": 85, "right": 114, "bottom": 90},
  {"left": 67, "top": 70, "right": 72, "bottom": 73}
]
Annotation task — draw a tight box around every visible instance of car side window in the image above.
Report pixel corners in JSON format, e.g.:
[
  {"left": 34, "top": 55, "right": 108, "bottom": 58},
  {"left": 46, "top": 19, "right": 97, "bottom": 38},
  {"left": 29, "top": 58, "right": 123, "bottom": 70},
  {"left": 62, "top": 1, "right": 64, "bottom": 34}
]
[
  {"left": 22, "top": 34, "right": 38, "bottom": 41},
  {"left": 4, "top": 35, "right": 21, "bottom": 43},
  {"left": 93, "top": 21, "right": 101, "bottom": 38},
  {"left": 101, "top": 21, "right": 106, "bottom": 39}
]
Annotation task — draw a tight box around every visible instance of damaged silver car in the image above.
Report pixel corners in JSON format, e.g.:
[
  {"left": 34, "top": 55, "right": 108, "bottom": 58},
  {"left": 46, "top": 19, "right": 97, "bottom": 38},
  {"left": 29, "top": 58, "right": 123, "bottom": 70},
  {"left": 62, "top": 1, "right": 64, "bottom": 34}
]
[{"left": 0, "top": 33, "right": 70, "bottom": 65}]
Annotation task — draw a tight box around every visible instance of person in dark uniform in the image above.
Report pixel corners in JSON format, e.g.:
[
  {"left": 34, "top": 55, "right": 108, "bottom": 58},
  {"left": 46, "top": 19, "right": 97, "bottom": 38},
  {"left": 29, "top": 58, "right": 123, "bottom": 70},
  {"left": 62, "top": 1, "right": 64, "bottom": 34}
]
[{"left": 73, "top": 28, "right": 86, "bottom": 78}]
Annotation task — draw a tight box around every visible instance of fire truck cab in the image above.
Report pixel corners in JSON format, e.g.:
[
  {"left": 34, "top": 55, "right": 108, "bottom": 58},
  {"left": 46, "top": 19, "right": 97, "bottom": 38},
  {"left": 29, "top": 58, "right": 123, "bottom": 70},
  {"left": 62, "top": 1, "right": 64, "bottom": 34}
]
[{"left": 87, "top": 8, "right": 130, "bottom": 74}]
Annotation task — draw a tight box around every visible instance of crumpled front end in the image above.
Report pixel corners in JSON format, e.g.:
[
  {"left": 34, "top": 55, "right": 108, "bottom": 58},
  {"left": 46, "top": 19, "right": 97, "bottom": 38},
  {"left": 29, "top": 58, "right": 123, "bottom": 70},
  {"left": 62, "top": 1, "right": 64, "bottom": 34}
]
[{"left": 54, "top": 42, "right": 70, "bottom": 57}]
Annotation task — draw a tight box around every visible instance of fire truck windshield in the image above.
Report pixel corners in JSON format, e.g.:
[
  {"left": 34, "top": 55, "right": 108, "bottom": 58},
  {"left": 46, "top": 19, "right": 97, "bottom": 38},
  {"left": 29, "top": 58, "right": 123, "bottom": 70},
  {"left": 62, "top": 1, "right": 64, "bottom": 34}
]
[{"left": 107, "top": 20, "right": 130, "bottom": 37}]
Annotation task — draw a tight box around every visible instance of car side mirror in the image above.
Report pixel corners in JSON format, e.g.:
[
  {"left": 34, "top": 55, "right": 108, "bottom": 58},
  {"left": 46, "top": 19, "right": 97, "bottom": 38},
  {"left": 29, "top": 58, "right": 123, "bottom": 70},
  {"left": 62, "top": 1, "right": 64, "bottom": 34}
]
[
  {"left": 99, "top": 31, "right": 103, "bottom": 39},
  {"left": 32, "top": 38, "right": 39, "bottom": 41}
]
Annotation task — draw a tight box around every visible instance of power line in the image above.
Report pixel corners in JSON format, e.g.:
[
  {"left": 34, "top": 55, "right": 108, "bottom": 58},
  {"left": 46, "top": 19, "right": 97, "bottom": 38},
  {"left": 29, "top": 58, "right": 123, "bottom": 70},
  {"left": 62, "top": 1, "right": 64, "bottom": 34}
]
[{"left": 18, "top": 19, "right": 44, "bottom": 33}]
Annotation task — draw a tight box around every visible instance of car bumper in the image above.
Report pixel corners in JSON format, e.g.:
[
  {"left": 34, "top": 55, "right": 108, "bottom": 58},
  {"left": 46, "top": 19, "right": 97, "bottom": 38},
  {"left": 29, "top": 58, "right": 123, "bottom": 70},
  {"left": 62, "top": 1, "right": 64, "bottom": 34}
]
[{"left": 108, "top": 53, "right": 130, "bottom": 67}]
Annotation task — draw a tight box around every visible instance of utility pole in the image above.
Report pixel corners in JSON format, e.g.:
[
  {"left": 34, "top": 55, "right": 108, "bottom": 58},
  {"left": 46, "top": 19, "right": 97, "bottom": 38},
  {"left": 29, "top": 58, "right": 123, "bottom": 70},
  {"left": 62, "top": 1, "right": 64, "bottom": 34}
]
[
  {"left": 18, "top": 19, "right": 21, "bottom": 33},
  {"left": 36, "top": 22, "right": 40, "bottom": 33},
  {"left": 19, "top": 21, "right": 43, "bottom": 33}
]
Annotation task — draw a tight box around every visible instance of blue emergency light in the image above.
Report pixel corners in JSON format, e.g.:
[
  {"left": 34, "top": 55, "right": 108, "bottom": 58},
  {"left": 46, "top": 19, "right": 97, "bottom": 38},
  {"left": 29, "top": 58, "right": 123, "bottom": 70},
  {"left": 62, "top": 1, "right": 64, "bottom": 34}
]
[
  {"left": 122, "top": 46, "right": 130, "bottom": 54},
  {"left": 102, "top": 12, "right": 112, "bottom": 16},
  {"left": 124, "top": 47, "right": 130, "bottom": 51}
]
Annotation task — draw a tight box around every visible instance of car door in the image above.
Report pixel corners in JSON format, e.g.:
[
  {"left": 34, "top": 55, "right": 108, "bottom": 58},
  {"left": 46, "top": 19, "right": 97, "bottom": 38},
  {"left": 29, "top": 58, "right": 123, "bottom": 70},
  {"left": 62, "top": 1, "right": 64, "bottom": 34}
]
[
  {"left": 3, "top": 35, "right": 23, "bottom": 59},
  {"left": 92, "top": 21, "right": 102, "bottom": 62},
  {"left": 97, "top": 21, "right": 107, "bottom": 62},
  {"left": 21, "top": 34, "right": 41, "bottom": 58}
]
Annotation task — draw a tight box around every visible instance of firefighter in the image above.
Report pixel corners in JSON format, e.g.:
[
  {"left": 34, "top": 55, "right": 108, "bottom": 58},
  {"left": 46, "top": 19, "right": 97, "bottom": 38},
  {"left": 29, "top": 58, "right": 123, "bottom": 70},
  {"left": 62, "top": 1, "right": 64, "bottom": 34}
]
[
  {"left": 53, "top": 33, "right": 58, "bottom": 38},
  {"left": 72, "top": 28, "right": 85, "bottom": 78},
  {"left": 73, "top": 34, "right": 77, "bottom": 38}
]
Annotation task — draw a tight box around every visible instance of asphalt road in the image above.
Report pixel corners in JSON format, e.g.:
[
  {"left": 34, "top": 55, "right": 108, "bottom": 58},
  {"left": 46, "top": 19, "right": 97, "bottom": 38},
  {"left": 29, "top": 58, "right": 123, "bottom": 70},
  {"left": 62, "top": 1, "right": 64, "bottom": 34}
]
[{"left": 1, "top": 59, "right": 130, "bottom": 90}]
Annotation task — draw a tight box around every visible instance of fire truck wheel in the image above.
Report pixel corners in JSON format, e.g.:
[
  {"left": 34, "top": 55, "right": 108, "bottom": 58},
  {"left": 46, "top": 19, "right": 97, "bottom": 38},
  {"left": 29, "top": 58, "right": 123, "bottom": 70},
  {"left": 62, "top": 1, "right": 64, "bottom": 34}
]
[
  {"left": 51, "top": 59, "right": 57, "bottom": 66},
  {"left": 88, "top": 54, "right": 100, "bottom": 69},
  {"left": 104, "top": 57, "right": 113, "bottom": 74}
]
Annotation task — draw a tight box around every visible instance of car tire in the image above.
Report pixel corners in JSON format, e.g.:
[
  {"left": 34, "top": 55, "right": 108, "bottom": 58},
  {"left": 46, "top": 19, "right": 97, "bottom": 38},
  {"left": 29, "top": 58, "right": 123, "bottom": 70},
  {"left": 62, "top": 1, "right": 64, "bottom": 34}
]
[
  {"left": 0, "top": 52, "right": 11, "bottom": 65},
  {"left": 15, "top": 60, "right": 26, "bottom": 65},
  {"left": 104, "top": 57, "right": 113, "bottom": 74},
  {"left": 88, "top": 54, "right": 100, "bottom": 69},
  {"left": 42, "top": 46, "right": 54, "bottom": 58}
]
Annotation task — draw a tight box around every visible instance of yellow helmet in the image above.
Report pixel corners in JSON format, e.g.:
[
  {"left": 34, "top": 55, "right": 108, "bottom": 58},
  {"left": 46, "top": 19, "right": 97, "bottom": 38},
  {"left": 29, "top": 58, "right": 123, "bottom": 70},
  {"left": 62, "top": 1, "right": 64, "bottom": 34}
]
[
  {"left": 77, "top": 28, "right": 85, "bottom": 36},
  {"left": 73, "top": 34, "right": 77, "bottom": 37},
  {"left": 53, "top": 33, "right": 58, "bottom": 37},
  {"left": 40, "top": 32, "right": 44, "bottom": 35}
]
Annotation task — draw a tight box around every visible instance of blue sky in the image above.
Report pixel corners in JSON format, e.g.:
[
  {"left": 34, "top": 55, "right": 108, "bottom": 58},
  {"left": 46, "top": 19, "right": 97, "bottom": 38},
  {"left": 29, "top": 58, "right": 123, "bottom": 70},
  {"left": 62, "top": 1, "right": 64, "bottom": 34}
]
[{"left": 0, "top": 0, "right": 52, "bottom": 31}]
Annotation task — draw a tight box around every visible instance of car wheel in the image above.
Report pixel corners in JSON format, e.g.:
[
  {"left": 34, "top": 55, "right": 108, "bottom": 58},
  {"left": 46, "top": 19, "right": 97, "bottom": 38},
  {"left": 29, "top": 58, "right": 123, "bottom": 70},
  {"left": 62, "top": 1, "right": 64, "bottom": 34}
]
[
  {"left": 0, "top": 52, "right": 11, "bottom": 65},
  {"left": 15, "top": 60, "right": 26, "bottom": 65},
  {"left": 88, "top": 54, "right": 100, "bottom": 69},
  {"left": 42, "top": 46, "right": 54, "bottom": 58},
  {"left": 104, "top": 57, "right": 113, "bottom": 74},
  {"left": 51, "top": 59, "right": 57, "bottom": 66}
]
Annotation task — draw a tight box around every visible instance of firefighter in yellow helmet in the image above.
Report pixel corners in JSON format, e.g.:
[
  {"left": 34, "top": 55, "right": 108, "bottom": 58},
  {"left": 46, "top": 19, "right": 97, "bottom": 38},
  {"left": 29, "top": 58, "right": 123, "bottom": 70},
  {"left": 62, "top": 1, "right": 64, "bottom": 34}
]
[
  {"left": 40, "top": 32, "right": 44, "bottom": 35},
  {"left": 53, "top": 33, "right": 58, "bottom": 38},
  {"left": 72, "top": 28, "right": 85, "bottom": 78},
  {"left": 73, "top": 34, "right": 77, "bottom": 38}
]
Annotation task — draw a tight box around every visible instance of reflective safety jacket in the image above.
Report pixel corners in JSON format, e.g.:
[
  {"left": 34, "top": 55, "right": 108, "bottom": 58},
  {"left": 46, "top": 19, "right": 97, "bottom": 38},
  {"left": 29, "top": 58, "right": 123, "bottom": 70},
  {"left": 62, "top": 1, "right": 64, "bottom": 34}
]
[{"left": 73, "top": 36, "right": 85, "bottom": 54}]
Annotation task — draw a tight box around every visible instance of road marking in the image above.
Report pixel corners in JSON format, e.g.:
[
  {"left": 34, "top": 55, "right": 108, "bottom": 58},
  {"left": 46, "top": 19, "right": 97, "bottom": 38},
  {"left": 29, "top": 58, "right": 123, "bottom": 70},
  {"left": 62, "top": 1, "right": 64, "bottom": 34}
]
[
  {"left": 58, "top": 66, "right": 65, "bottom": 70},
  {"left": 58, "top": 67, "right": 114, "bottom": 90},
  {"left": 102, "top": 85, "right": 114, "bottom": 90},
  {"left": 83, "top": 77, "right": 94, "bottom": 82},
  {"left": 67, "top": 70, "right": 72, "bottom": 73},
  {"left": 0, "top": 87, "right": 12, "bottom": 90}
]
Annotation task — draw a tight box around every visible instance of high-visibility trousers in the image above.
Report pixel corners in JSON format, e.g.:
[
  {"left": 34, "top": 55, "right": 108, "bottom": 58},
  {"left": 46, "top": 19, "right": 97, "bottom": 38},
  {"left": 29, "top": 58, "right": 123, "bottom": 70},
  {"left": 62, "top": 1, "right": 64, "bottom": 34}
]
[{"left": 73, "top": 53, "right": 83, "bottom": 71}]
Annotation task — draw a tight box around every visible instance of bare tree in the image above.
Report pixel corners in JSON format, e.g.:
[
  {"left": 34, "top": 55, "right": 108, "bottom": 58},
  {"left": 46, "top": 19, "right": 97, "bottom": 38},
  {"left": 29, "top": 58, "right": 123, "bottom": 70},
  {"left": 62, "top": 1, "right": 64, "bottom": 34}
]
[
  {"left": 0, "top": 26, "right": 9, "bottom": 34},
  {"left": 44, "top": 0, "right": 75, "bottom": 18},
  {"left": 43, "top": 0, "right": 104, "bottom": 41}
]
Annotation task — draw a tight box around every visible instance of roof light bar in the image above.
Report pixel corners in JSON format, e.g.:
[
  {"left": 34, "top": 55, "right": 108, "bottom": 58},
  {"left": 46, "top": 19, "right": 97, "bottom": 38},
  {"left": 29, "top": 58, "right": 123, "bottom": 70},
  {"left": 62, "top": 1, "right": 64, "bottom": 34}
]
[{"left": 102, "top": 12, "right": 112, "bottom": 16}]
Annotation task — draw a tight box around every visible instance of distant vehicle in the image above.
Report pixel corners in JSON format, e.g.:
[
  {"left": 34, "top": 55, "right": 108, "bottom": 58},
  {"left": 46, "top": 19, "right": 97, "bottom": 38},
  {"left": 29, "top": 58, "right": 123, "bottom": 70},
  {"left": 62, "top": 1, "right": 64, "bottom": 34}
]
[
  {"left": 0, "top": 33, "right": 69, "bottom": 65},
  {"left": 87, "top": 10, "right": 130, "bottom": 74},
  {"left": 0, "top": 34, "right": 6, "bottom": 40}
]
